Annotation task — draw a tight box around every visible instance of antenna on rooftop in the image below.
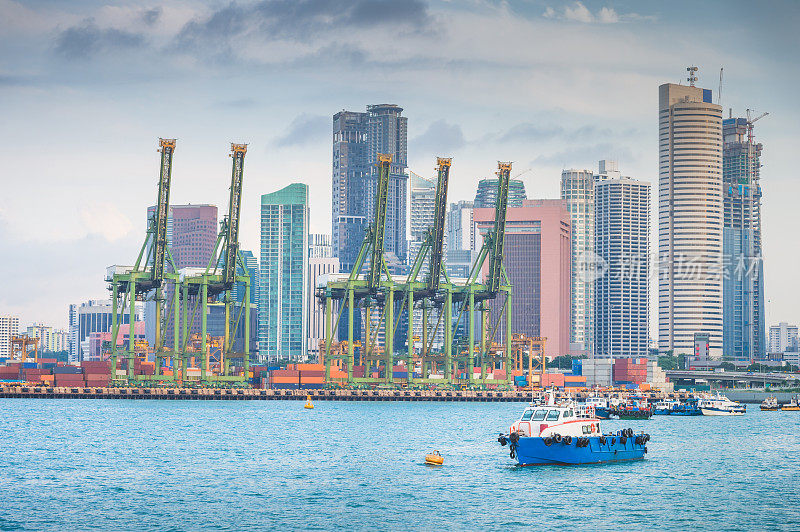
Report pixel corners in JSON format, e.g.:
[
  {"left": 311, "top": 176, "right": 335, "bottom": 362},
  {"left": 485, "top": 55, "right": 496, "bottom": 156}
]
[{"left": 687, "top": 66, "right": 698, "bottom": 87}]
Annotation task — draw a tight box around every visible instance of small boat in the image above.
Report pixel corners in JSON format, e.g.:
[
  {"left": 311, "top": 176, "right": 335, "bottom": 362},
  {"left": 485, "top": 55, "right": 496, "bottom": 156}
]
[
  {"left": 653, "top": 400, "right": 678, "bottom": 415},
  {"left": 304, "top": 395, "right": 314, "bottom": 409},
  {"left": 697, "top": 392, "right": 745, "bottom": 416},
  {"left": 498, "top": 391, "right": 650, "bottom": 466},
  {"left": 760, "top": 396, "right": 779, "bottom": 411},
  {"left": 425, "top": 451, "right": 443, "bottom": 465},
  {"left": 781, "top": 396, "right": 800, "bottom": 411}
]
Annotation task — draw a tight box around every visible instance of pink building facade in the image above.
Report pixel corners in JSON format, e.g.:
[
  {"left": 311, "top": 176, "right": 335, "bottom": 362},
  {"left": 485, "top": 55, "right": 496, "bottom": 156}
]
[{"left": 473, "top": 199, "right": 571, "bottom": 358}]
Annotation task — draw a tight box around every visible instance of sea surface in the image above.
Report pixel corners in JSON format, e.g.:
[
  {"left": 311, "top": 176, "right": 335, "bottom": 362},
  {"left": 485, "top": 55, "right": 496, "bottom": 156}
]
[{"left": 1, "top": 399, "right": 799, "bottom": 531}]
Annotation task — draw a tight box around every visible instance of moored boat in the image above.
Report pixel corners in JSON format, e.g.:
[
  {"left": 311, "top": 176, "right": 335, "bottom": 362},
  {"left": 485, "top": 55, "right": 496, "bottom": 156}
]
[
  {"left": 760, "top": 396, "right": 779, "bottom": 411},
  {"left": 781, "top": 396, "right": 799, "bottom": 411},
  {"left": 697, "top": 392, "right": 746, "bottom": 416},
  {"left": 497, "top": 392, "right": 650, "bottom": 466}
]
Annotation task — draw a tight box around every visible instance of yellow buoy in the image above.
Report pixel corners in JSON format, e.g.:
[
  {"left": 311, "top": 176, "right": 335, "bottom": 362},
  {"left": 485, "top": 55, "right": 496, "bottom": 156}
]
[
  {"left": 304, "top": 395, "right": 314, "bottom": 409},
  {"left": 425, "top": 450, "right": 443, "bottom": 465}
]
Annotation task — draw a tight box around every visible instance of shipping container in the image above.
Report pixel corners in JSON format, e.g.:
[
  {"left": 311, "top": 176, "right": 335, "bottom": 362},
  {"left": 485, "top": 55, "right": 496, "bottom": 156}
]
[
  {"left": 53, "top": 366, "right": 82, "bottom": 375},
  {"left": 270, "top": 383, "right": 299, "bottom": 390}
]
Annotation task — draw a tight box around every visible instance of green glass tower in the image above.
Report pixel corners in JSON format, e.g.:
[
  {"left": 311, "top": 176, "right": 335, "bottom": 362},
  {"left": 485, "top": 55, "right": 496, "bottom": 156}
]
[{"left": 260, "top": 184, "right": 309, "bottom": 361}]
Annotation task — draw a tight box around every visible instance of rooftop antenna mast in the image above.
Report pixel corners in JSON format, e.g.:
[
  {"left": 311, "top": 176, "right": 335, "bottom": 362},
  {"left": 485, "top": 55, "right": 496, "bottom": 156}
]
[
  {"left": 687, "top": 66, "right": 698, "bottom": 87},
  {"left": 718, "top": 67, "right": 723, "bottom": 105}
]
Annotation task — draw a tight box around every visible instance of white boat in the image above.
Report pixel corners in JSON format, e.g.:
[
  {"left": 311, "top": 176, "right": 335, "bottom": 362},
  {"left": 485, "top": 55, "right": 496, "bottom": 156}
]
[{"left": 697, "top": 392, "right": 746, "bottom": 416}]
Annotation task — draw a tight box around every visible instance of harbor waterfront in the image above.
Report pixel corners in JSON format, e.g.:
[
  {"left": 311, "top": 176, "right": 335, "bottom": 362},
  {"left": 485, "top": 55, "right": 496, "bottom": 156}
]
[{"left": 1, "top": 400, "right": 799, "bottom": 531}]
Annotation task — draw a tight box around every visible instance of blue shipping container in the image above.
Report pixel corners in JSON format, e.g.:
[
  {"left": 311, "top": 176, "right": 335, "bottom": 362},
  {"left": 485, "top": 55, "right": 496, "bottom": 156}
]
[
  {"left": 271, "top": 383, "right": 299, "bottom": 390},
  {"left": 572, "top": 360, "right": 582, "bottom": 376},
  {"left": 393, "top": 372, "right": 408, "bottom": 379},
  {"left": 23, "top": 362, "right": 37, "bottom": 369}
]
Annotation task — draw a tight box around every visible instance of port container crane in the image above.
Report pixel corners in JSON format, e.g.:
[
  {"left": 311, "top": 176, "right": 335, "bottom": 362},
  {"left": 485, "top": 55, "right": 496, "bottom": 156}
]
[
  {"left": 322, "top": 154, "right": 393, "bottom": 382},
  {"left": 108, "top": 138, "right": 181, "bottom": 384},
  {"left": 179, "top": 143, "right": 251, "bottom": 385}
]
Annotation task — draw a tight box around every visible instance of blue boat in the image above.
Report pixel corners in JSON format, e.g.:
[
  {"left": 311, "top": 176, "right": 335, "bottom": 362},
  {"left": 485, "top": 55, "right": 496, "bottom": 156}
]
[{"left": 498, "top": 393, "right": 650, "bottom": 466}]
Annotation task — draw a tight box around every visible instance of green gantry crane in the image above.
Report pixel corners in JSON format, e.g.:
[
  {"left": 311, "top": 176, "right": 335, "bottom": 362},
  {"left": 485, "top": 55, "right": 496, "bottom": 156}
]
[
  {"left": 179, "top": 143, "right": 251, "bottom": 385},
  {"left": 322, "top": 154, "right": 393, "bottom": 382},
  {"left": 108, "top": 138, "right": 181, "bottom": 385},
  {"left": 451, "top": 161, "right": 513, "bottom": 384}
]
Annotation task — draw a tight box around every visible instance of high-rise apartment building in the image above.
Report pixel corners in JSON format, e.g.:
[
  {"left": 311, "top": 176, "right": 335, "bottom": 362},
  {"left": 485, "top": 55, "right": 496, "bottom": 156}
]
[
  {"left": 332, "top": 111, "right": 368, "bottom": 272},
  {"left": 722, "top": 116, "right": 766, "bottom": 362},
  {"left": 473, "top": 200, "right": 571, "bottom": 358},
  {"left": 260, "top": 184, "right": 309, "bottom": 361},
  {"left": 594, "top": 168, "right": 651, "bottom": 358},
  {"left": 25, "top": 324, "right": 68, "bottom": 353},
  {"left": 231, "top": 250, "right": 259, "bottom": 306},
  {"left": 561, "top": 168, "right": 595, "bottom": 354},
  {"left": 658, "top": 80, "right": 723, "bottom": 357},
  {"left": 474, "top": 178, "right": 527, "bottom": 209},
  {"left": 68, "top": 304, "right": 79, "bottom": 363},
  {"left": 768, "top": 322, "right": 798, "bottom": 354},
  {"left": 332, "top": 104, "right": 408, "bottom": 273},
  {"left": 0, "top": 315, "right": 20, "bottom": 358}
]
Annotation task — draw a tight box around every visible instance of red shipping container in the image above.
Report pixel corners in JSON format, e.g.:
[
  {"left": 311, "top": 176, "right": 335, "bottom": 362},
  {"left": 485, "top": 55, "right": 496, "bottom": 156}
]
[{"left": 270, "top": 370, "right": 299, "bottom": 377}]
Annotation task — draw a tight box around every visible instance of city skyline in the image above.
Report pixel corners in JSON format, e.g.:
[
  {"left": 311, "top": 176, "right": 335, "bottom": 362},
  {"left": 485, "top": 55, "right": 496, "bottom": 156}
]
[{"left": 1, "top": 0, "right": 798, "bottom": 338}]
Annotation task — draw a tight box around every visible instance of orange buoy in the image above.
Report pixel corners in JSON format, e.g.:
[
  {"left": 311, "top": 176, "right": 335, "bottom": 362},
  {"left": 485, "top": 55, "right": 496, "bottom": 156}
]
[{"left": 425, "top": 450, "right": 443, "bottom": 465}]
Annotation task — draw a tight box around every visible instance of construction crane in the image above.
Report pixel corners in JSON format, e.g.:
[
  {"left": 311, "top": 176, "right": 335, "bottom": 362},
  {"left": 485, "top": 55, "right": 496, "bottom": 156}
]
[
  {"left": 108, "top": 138, "right": 180, "bottom": 384},
  {"left": 180, "top": 143, "right": 251, "bottom": 384}
]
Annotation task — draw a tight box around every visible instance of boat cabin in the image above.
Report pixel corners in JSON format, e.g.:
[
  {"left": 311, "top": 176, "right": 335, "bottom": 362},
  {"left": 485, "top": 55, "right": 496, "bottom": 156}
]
[{"left": 510, "top": 403, "right": 601, "bottom": 438}]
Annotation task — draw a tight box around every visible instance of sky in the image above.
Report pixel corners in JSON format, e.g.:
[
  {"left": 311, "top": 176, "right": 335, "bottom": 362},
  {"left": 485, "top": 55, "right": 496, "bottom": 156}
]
[{"left": 1, "top": 0, "right": 799, "bottom": 334}]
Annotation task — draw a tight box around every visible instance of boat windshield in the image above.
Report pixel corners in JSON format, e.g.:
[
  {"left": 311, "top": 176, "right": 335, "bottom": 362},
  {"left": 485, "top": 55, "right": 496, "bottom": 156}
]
[
  {"left": 546, "top": 410, "right": 560, "bottom": 421},
  {"left": 521, "top": 409, "right": 534, "bottom": 421},
  {"left": 532, "top": 409, "right": 547, "bottom": 421}
]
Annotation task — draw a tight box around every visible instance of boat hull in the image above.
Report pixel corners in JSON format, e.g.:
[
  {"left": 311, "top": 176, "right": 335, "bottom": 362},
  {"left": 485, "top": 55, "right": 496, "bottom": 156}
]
[
  {"left": 781, "top": 406, "right": 800, "bottom": 411},
  {"left": 511, "top": 435, "right": 646, "bottom": 466},
  {"left": 700, "top": 408, "right": 744, "bottom": 416}
]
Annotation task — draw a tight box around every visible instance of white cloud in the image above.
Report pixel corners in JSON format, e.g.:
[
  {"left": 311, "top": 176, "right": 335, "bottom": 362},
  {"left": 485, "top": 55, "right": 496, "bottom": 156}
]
[
  {"left": 597, "top": 7, "right": 620, "bottom": 24},
  {"left": 544, "top": 2, "right": 636, "bottom": 24},
  {"left": 78, "top": 202, "right": 133, "bottom": 242},
  {"left": 564, "top": 2, "right": 595, "bottom": 23}
]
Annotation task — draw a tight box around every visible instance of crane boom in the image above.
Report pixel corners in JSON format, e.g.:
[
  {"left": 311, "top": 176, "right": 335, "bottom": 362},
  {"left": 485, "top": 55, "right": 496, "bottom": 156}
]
[
  {"left": 150, "top": 138, "right": 176, "bottom": 286},
  {"left": 366, "top": 153, "right": 392, "bottom": 290},
  {"left": 426, "top": 157, "right": 451, "bottom": 292},
  {"left": 223, "top": 143, "right": 247, "bottom": 289},
  {"left": 487, "top": 161, "right": 511, "bottom": 293}
]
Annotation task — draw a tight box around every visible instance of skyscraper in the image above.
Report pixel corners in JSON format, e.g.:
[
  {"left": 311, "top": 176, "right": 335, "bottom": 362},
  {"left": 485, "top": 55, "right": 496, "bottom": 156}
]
[
  {"left": 145, "top": 204, "right": 218, "bottom": 348},
  {"left": 658, "top": 79, "right": 723, "bottom": 357},
  {"left": 473, "top": 200, "right": 571, "bottom": 358},
  {"left": 722, "top": 116, "right": 766, "bottom": 362},
  {"left": 332, "top": 111, "right": 368, "bottom": 272},
  {"left": 260, "top": 184, "right": 309, "bottom": 361},
  {"left": 445, "top": 200, "right": 477, "bottom": 279},
  {"left": 594, "top": 169, "right": 651, "bottom": 358},
  {"left": 147, "top": 204, "right": 218, "bottom": 269},
  {"left": 560, "top": 168, "right": 595, "bottom": 354},
  {"left": 474, "top": 178, "right": 527, "bottom": 208},
  {"left": 331, "top": 104, "right": 408, "bottom": 272},
  {"left": 409, "top": 171, "right": 436, "bottom": 269}
]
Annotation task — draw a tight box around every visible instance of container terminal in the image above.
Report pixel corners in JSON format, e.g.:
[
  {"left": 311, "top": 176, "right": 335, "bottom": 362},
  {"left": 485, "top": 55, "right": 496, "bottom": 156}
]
[{"left": 2, "top": 140, "right": 796, "bottom": 399}]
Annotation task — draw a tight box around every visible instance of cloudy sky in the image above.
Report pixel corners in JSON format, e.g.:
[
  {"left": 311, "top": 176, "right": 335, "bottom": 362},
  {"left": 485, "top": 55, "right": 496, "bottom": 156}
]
[{"left": 1, "top": 0, "right": 798, "bottom": 334}]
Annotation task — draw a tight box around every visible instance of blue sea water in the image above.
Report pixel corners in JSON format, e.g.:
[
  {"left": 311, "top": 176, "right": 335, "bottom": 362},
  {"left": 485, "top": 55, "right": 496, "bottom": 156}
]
[{"left": 1, "top": 400, "right": 799, "bottom": 531}]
